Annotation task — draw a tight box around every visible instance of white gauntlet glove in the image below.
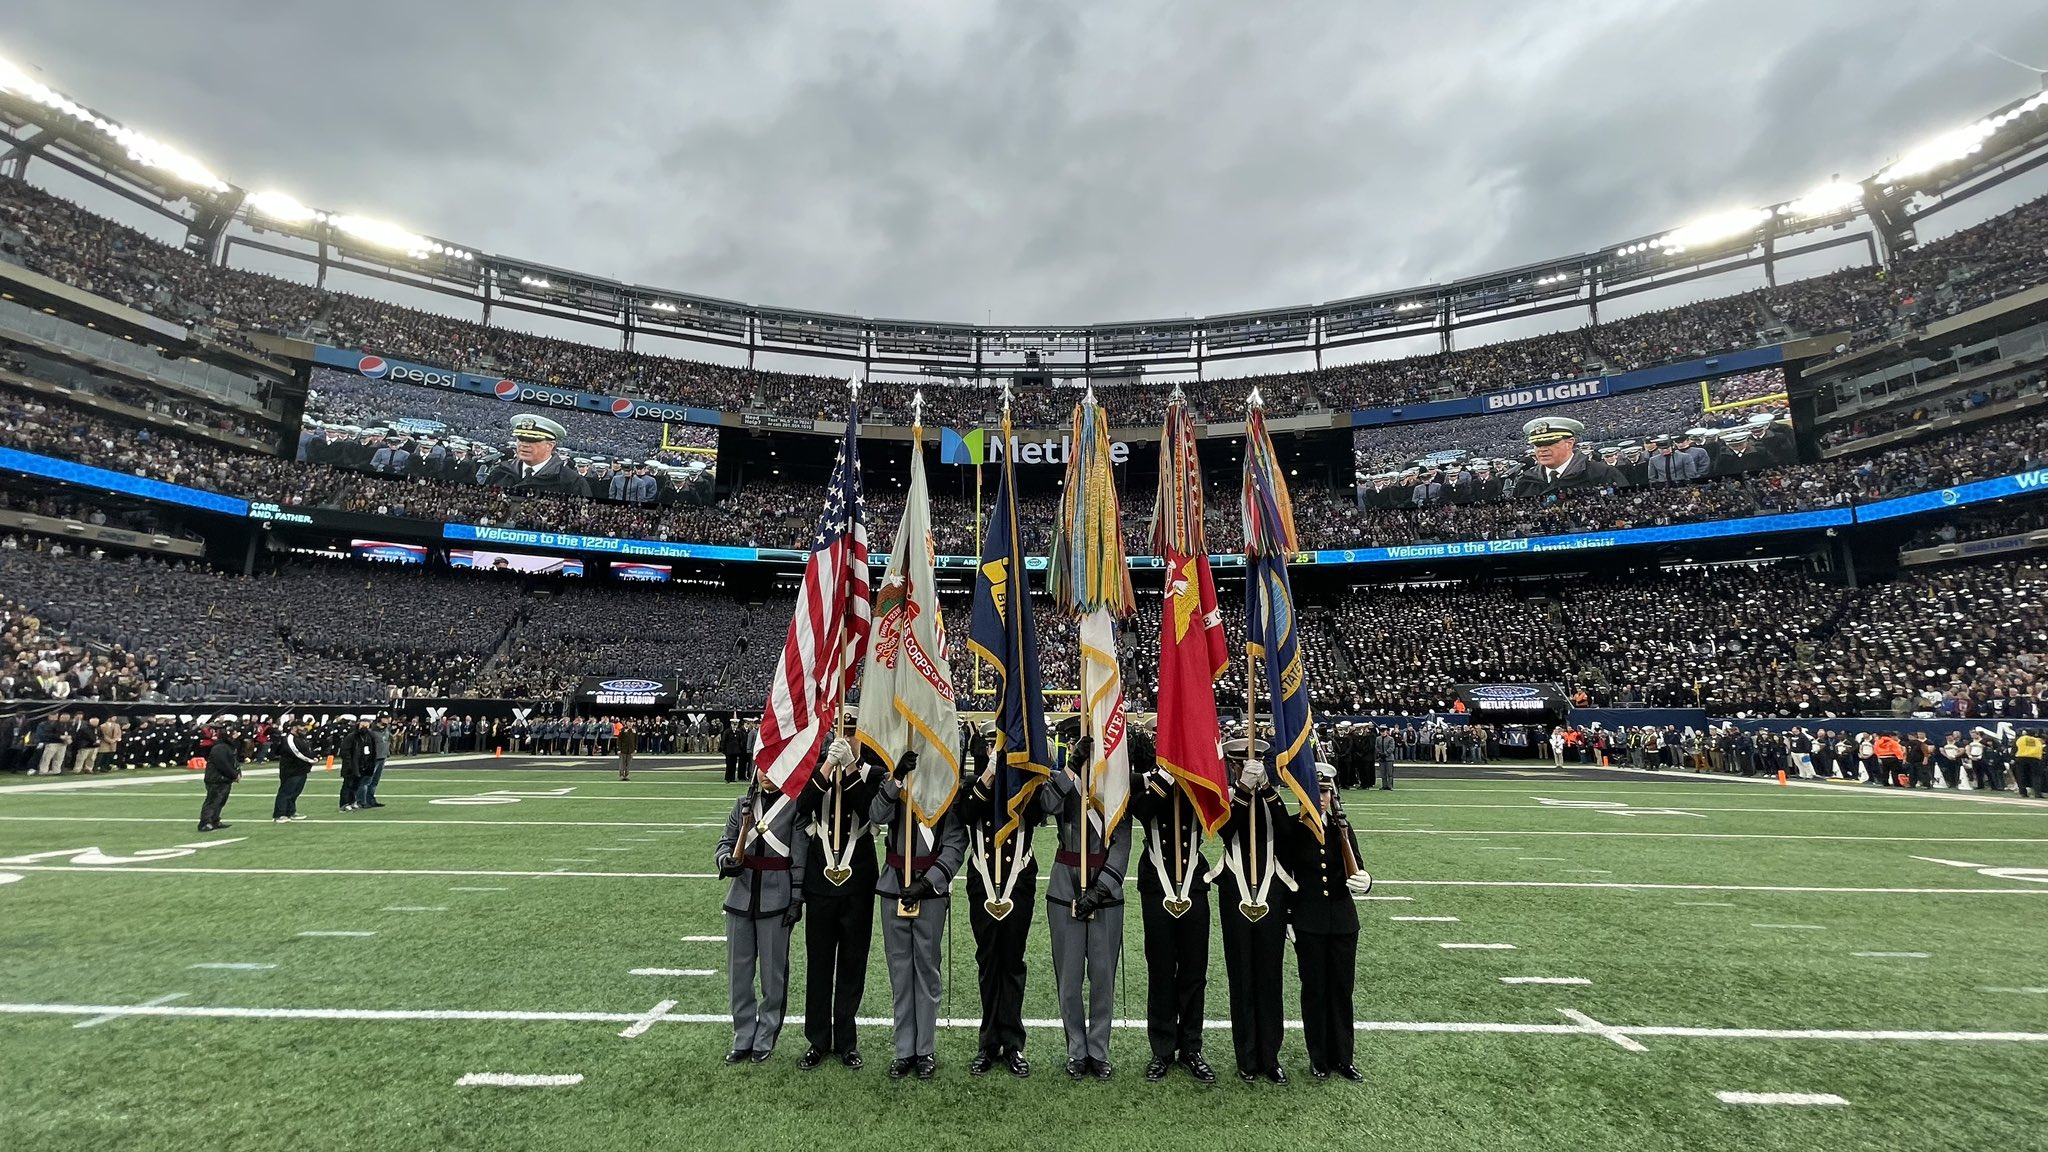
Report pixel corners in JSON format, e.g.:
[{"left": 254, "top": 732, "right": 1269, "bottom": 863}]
[{"left": 825, "top": 737, "right": 854, "bottom": 769}]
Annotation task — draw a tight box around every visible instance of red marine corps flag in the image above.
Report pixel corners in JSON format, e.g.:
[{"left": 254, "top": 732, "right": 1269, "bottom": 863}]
[
  {"left": 752, "top": 396, "right": 871, "bottom": 797},
  {"left": 1149, "top": 391, "right": 1231, "bottom": 833}
]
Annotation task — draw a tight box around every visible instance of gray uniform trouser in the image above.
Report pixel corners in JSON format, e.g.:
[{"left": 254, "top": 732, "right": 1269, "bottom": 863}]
[
  {"left": 881, "top": 894, "right": 947, "bottom": 1059},
  {"left": 1048, "top": 901, "right": 1123, "bottom": 1062},
  {"left": 727, "top": 910, "right": 792, "bottom": 1053}
]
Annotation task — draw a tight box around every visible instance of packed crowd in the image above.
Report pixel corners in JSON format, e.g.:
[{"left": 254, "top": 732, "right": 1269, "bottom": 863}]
[
  {"left": 1818, "top": 374, "right": 2047, "bottom": 447},
  {"left": 10, "top": 175, "right": 2048, "bottom": 428}
]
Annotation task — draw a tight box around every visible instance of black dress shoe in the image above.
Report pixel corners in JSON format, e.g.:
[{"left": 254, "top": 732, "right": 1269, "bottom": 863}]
[
  {"left": 724, "top": 1049, "right": 752, "bottom": 1065},
  {"left": 842, "top": 1049, "right": 864, "bottom": 1070},
  {"left": 914, "top": 1054, "right": 937, "bottom": 1081},
  {"left": 749, "top": 1048, "right": 773, "bottom": 1064},
  {"left": 1067, "top": 1058, "right": 1089, "bottom": 1081},
  {"left": 1237, "top": 1069, "right": 1258, "bottom": 1084},
  {"left": 1337, "top": 1064, "right": 1364, "bottom": 1083},
  {"left": 1144, "top": 1058, "right": 1171, "bottom": 1082},
  {"left": 1310, "top": 1064, "right": 1330, "bottom": 1081},
  {"left": 797, "top": 1047, "right": 826, "bottom": 1071},
  {"left": 211, "top": 823, "right": 230, "bottom": 830},
  {"left": 1004, "top": 1050, "right": 1030, "bottom": 1078},
  {"left": 1182, "top": 1053, "right": 1217, "bottom": 1084},
  {"left": 887, "top": 1057, "right": 914, "bottom": 1079},
  {"left": 1091, "top": 1059, "right": 1113, "bottom": 1081},
  {"left": 1265, "top": 1066, "right": 1289, "bottom": 1085},
  {"left": 969, "top": 1050, "right": 995, "bottom": 1077}
]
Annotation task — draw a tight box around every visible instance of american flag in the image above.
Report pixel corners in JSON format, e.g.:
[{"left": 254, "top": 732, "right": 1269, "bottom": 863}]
[{"left": 752, "top": 406, "right": 871, "bottom": 797}]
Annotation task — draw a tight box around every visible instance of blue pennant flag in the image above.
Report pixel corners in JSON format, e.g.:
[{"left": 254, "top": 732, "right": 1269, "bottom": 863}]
[
  {"left": 1244, "top": 444, "right": 1323, "bottom": 840},
  {"left": 968, "top": 416, "right": 1050, "bottom": 844}
]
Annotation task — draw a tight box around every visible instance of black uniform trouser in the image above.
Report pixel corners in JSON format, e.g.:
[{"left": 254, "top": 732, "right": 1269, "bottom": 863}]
[
  {"left": 1141, "top": 888, "right": 1210, "bottom": 1061},
  {"left": 272, "top": 772, "right": 308, "bottom": 818},
  {"left": 1219, "top": 899, "right": 1286, "bottom": 1074},
  {"left": 1295, "top": 928, "right": 1358, "bottom": 1070},
  {"left": 1878, "top": 757, "right": 1904, "bottom": 787},
  {"left": 802, "top": 887, "right": 875, "bottom": 1054},
  {"left": 199, "top": 779, "right": 233, "bottom": 828},
  {"left": 724, "top": 752, "right": 743, "bottom": 783},
  {"left": 968, "top": 877, "right": 1035, "bottom": 1055},
  {"left": 339, "top": 771, "right": 362, "bottom": 807}
]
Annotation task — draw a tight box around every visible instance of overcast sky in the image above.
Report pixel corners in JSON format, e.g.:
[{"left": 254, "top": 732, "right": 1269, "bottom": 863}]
[{"left": 7, "top": 0, "right": 2048, "bottom": 329}]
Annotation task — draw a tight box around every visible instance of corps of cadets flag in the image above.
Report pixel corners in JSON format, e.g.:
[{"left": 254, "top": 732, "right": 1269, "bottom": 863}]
[
  {"left": 1149, "top": 397, "right": 1231, "bottom": 833},
  {"left": 853, "top": 426, "right": 959, "bottom": 824},
  {"left": 1049, "top": 398, "right": 1134, "bottom": 834},
  {"left": 1240, "top": 398, "right": 1323, "bottom": 839},
  {"left": 968, "top": 411, "right": 1052, "bottom": 845},
  {"left": 752, "top": 403, "right": 872, "bottom": 797}
]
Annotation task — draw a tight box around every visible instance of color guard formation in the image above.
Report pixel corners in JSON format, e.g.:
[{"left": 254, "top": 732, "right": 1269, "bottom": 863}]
[{"left": 718, "top": 386, "right": 1371, "bottom": 1084}]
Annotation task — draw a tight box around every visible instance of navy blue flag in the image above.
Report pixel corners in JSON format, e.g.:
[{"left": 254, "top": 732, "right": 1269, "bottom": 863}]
[
  {"left": 1244, "top": 493, "right": 1323, "bottom": 841},
  {"left": 968, "top": 415, "right": 1051, "bottom": 844}
]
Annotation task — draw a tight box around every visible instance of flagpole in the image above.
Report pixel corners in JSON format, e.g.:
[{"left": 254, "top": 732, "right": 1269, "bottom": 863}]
[
  {"left": 899, "top": 387, "right": 924, "bottom": 920},
  {"left": 990, "top": 383, "right": 1010, "bottom": 903},
  {"left": 830, "top": 378, "right": 861, "bottom": 871},
  {"left": 1075, "top": 386, "right": 1096, "bottom": 914},
  {"left": 1243, "top": 389, "right": 1261, "bottom": 899}
]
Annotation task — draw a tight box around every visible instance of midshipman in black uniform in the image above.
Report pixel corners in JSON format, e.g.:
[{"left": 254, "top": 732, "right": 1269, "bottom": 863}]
[
  {"left": 956, "top": 722, "right": 1040, "bottom": 1078},
  {"left": 1128, "top": 723, "right": 1217, "bottom": 1084},
  {"left": 794, "top": 738, "right": 881, "bottom": 1070}
]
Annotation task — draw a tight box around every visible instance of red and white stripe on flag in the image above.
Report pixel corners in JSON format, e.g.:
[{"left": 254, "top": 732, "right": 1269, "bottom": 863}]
[{"left": 752, "top": 428, "right": 871, "bottom": 796}]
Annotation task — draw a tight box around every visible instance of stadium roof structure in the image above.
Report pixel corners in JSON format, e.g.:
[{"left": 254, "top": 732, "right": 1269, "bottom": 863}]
[{"left": 3, "top": 58, "right": 2047, "bottom": 374}]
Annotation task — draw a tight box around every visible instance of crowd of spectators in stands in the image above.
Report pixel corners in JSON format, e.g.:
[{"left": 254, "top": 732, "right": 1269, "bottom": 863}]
[{"left": 9, "top": 176, "right": 2048, "bottom": 429}]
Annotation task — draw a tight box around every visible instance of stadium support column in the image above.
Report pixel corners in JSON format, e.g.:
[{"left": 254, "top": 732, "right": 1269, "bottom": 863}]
[
  {"left": 1761, "top": 215, "right": 1779, "bottom": 288},
  {"left": 481, "top": 276, "right": 494, "bottom": 327},
  {"left": 1587, "top": 276, "right": 1599, "bottom": 327},
  {"left": 1437, "top": 301, "right": 1452, "bottom": 354},
  {"left": 621, "top": 305, "right": 635, "bottom": 353}
]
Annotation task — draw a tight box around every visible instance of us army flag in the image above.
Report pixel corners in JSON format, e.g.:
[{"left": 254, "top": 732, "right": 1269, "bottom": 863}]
[{"left": 854, "top": 431, "right": 959, "bottom": 824}]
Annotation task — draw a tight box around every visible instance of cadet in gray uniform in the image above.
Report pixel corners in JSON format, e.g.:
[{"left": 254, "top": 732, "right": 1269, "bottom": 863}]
[
  {"left": 716, "top": 767, "right": 809, "bottom": 1065},
  {"left": 1040, "top": 734, "right": 1132, "bottom": 1080},
  {"left": 869, "top": 750, "right": 967, "bottom": 1081}
]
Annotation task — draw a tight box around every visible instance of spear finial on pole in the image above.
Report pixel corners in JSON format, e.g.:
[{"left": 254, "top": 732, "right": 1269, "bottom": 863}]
[
  {"left": 912, "top": 388, "right": 924, "bottom": 429},
  {"left": 1246, "top": 387, "right": 1263, "bottom": 411},
  {"left": 1000, "top": 376, "right": 1012, "bottom": 414}
]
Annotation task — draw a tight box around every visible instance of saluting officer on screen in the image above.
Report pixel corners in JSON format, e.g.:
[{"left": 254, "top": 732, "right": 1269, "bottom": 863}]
[
  {"left": 1508, "top": 416, "right": 1629, "bottom": 497},
  {"left": 481, "top": 414, "right": 590, "bottom": 498}
]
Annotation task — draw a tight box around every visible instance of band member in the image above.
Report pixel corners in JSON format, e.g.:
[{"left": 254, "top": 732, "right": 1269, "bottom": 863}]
[
  {"left": 1208, "top": 737, "right": 1295, "bottom": 1084},
  {"left": 956, "top": 722, "right": 1040, "bottom": 1078},
  {"left": 869, "top": 750, "right": 967, "bottom": 1080},
  {"left": 1128, "top": 722, "right": 1217, "bottom": 1084},
  {"left": 794, "top": 738, "right": 881, "bottom": 1070},
  {"left": 1283, "top": 763, "right": 1371, "bottom": 1082},
  {"left": 1041, "top": 734, "right": 1130, "bottom": 1080},
  {"left": 715, "top": 768, "right": 808, "bottom": 1065}
]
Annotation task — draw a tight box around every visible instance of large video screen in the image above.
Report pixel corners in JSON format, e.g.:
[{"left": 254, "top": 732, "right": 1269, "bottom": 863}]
[
  {"left": 299, "top": 368, "right": 718, "bottom": 507},
  {"left": 450, "top": 548, "right": 585, "bottom": 577},
  {"left": 611, "top": 562, "right": 673, "bottom": 582},
  {"left": 1353, "top": 369, "right": 1793, "bottom": 507},
  {"left": 350, "top": 539, "right": 427, "bottom": 565}
]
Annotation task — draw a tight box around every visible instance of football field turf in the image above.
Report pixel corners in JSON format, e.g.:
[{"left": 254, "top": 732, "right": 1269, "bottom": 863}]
[{"left": 4, "top": 756, "right": 2046, "bottom": 1152}]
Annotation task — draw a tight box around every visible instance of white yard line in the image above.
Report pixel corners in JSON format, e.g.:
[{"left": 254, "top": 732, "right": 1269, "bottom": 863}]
[
  {"left": 1716, "top": 1091, "right": 1847, "bottom": 1106},
  {"left": 189, "top": 963, "right": 276, "bottom": 970},
  {"left": 298, "top": 931, "right": 376, "bottom": 938},
  {"left": 628, "top": 968, "right": 716, "bottom": 977},
  {"left": 449, "top": 887, "right": 507, "bottom": 892},
  {"left": 1851, "top": 951, "right": 1930, "bottom": 958},
  {"left": 456, "top": 1073, "right": 583, "bottom": 1087},
  {"left": 618, "top": 999, "right": 679, "bottom": 1040},
  {"left": 1390, "top": 916, "right": 1459, "bottom": 922},
  {"left": 1501, "top": 977, "right": 1590, "bottom": 985},
  {"left": 1440, "top": 943, "right": 1517, "bottom": 950},
  {"left": 1751, "top": 924, "right": 1826, "bottom": 930},
  {"left": 679, "top": 935, "right": 727, "bottom": 942},
  {"left": 1978, "top": 987, "right": 2048, "bottom": 994},
  {"left": 13, "top": 1000, "right": 2043, "bottom": 1049},
  {"left": 1675, "top": 902, "right": 1736, "bottom": 907},
  {"left": 73, "top": 992, "right": 186, "bottom": 1029},
  {"left": 1518, "top": 857, "right": 1568, "bottom": 862},
  {"left": 1559, "top": 1008, "right": 1649, "bottom": 1052},
  {"left": 382, "top": 906, "right": 447, "bottom": 913},
  {"left": 1354, "top": 895, "right": 1414, "bottom": 901},
  {"left": 1564, "top": 869, "right": 1612, "bottom": 874}
]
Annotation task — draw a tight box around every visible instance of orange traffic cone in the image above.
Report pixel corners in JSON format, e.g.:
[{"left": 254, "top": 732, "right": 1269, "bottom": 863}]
[
  {"left": 325, "top": 754, "right": 335, "bottom": 772},
  {"left": 495, "top": 746, "right": 503, "bottom": 757},
  {"left": 1777, "top": 769, "right": 1787, "bottom": 786}
]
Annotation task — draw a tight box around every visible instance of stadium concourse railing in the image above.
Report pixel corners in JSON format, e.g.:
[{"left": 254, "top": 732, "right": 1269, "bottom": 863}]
[
  {"left": 6, "top": 444, "right": 2048, "bottom": 571},
  {"left": 296, "top": 339, "right": 1796, "bottom": 438}
]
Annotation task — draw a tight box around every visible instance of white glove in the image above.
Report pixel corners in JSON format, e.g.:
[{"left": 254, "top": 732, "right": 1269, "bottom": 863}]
[
  {"left": 1346, "top": 871, "right": 1373, "bottom": 895},
  {"left": 825, "top": 737, "right": 854, "bottom": 768},
  {"left": 1238, "top": 762, "right": 1264, "bottom": 790}
]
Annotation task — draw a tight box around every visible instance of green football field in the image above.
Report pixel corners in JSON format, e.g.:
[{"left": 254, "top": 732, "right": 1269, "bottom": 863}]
[{"left": 4, "top": 756, "right": 2047, "bottom": 1152}]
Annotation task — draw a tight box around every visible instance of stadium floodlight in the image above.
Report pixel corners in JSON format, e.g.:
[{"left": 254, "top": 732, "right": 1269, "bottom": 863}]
[
  {"left": 521, "top": 275, "right": 552, "bottom": 289},
  {"left": 0, "top": 54, "right": 229, "bottom": 194},
  {"left": 1656, "top": 207, "right": 1769, "bottom": 253},
  {"left": 1877, "top": 91, "right": 2048, "bottom": 186},
  {"left": 1779, "top": 180, "right": 1864, "bottom": 220},
  {"left": 247, "top": 190, "right": 321, "bottom": 224},
  {"left": 329, "top": 213, "right": 437, "bottom": 257}
]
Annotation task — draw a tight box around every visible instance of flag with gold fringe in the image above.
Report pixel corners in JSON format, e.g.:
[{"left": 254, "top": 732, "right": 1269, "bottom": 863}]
[
  {"left": 1049, "top": 395, "right": 1133, "bottom": 835},
  {"left": 968, "top": 410, "right": 1051, "bottom": 845},
  {"left": 1240, "top": 393, "right": 1323, "bottom": 840},
  {"left": 1149, "top": 394, "right": 1231, "bottom": 833},
  {"left": 854, "top": 422, "right": 959, "bottom": 824}
]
